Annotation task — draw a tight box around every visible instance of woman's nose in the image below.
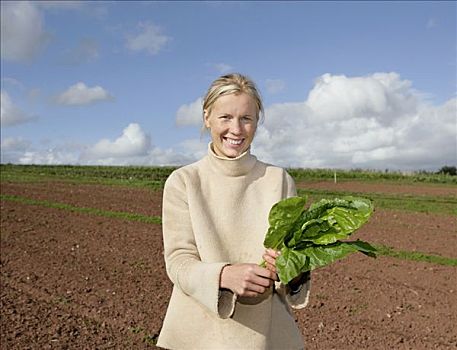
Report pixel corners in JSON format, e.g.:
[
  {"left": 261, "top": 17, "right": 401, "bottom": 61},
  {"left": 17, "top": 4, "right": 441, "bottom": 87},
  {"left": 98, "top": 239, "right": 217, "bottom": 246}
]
[{"left": 230, "top": 118, "right": 242, "bottom": 134}]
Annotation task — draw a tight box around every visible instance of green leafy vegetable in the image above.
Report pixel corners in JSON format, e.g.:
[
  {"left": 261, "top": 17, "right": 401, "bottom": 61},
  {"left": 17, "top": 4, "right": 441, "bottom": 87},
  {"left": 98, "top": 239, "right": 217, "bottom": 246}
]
[{"left": 263, "top": 196, "right": 377, "bottom": 284}]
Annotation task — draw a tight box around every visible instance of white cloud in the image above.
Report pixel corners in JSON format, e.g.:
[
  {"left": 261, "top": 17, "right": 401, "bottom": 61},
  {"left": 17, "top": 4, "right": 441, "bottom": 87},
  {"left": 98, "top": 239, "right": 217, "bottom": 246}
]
[
  {"left": 79, "top": 124, "right": 203, "bottom": 166},
  {"left": 1, "top": 124, "right": 199, "bottom": 166},
  {"left": 79, "top": 127, "right": 208, "bottom": 166},
  {"left": 1, "top": 1, "right": 49, "bottom": 62},
  {"left": 265, "top": 79, "right": 286, "bottom": 94},
  {"left": 169, "top": 72, "right": 455, "bottom": 170},
  {"left": 1, "top": 137, "right": 79, "bottom": 165},
  {"left": 2, "top": 73, "right": 454, "bottom": 170},
  {"left": 126, "top": 22, "right": 170, "bottom": 55},
  {"left": 144, "top": 145, "right": 198, "bottom": 167},
  {"left": 306, "top": 73, "right": 418, "bottom": 124},
  {"left": 251, "top": 72, "right": 456, "bottom": 170},
  {"left": 18, "top": 149, "right": 79, "bottom": 165},
  {"left": 175, "top": 138, "right": 209, "bottom": 161},
  {"left": 1, "top": 137, "right": 31, "bottom": 152},
  {"left": 176, "top": 97, "right": 203, "bottom": 126},
  {"left": 1, "top": 91, "right": 36, "bottom": 127},
  {"left": 55, "top": 82, "right": 113, "bottom": 106},
  {"left": 81, "top": 123, "right": 151, "bottom": 161}
]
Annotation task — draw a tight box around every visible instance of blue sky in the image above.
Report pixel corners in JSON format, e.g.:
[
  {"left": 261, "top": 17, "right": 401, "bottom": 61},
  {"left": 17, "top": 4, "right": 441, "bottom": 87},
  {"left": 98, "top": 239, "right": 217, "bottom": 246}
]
[{"left": 1, "top": 1, "right": 456, "bottom": 170}]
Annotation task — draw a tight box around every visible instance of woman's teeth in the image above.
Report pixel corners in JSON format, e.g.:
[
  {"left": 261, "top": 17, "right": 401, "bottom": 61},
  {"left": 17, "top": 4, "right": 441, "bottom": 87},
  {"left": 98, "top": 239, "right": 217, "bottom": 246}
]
[{"left": 226, "top": 138, "right": 243, "bottom": 145}]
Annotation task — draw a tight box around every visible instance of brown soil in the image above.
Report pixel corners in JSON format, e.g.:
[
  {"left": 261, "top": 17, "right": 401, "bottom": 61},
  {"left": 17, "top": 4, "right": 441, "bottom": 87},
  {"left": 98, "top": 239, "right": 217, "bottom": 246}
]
[
  {"left": 0, "top": 182, "right": 163, "bottom": 217},
  {"left": 300, "top": 255, "right": 457, "bottom": 349},
  {"left": 1, "top": 181, "right": 456, "bottom": 349},
  {"left": 1, "top": 200, "right": 171, "bottom": 349},
  {"left": 360, "top": 210, "right": 457, "bottom": 258}
]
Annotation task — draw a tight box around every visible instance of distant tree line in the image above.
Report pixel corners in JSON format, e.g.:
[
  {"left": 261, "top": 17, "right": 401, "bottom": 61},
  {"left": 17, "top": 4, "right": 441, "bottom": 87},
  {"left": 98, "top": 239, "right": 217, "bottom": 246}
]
[{"left": 438, "top": 165, "right": 456, "bottom": 176}]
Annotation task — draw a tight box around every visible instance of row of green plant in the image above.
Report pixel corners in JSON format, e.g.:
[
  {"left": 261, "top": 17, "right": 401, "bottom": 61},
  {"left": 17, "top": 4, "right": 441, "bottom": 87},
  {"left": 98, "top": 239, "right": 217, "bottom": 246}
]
[
  {"left": 0, "top": 194, "right": 161, "bottom": 225},
  {"left": 0, "top": 165, "right": 167, "bottom": 189},
  {"left": 1, "top": 171, "right": 455, "bottom": 217},
  {"left": 297, "top": 189, "right": 457, "bottom": 216},
  {"left": 1, "top": 193, "right": 456, "bottom": 267},
  {"left": 288, "top": 167, "right": 457, "bottom": 184},
  {"left": 0, "top": 164, "right": 174, "bottom": 181},
  {"left": 1, "top": 164, "right": 456, "bottom": 185},
  {"left": 2, "top": 166, "right": 455, "bottom": 216},
  {"left": 373, "top": 245, "right": 457, "bottom": 266}
]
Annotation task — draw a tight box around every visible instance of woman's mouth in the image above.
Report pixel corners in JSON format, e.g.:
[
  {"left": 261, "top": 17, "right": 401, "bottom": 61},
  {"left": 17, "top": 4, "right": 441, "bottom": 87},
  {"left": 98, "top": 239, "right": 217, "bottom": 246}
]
[{"left": 223, "top": 137, "right": 244, "bottom": 146}]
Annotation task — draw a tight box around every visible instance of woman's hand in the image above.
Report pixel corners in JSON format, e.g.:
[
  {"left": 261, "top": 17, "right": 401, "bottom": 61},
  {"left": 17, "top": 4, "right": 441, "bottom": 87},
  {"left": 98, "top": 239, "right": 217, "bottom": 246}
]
[
  {"left": 262, "top": 248, "right": 280, "bottom": 275},
  {"left": 220, "top": 263, "right": 278, "bottom": 297},
  {"left": 262, "top": 249, "right": 305, "bottom": 290}
]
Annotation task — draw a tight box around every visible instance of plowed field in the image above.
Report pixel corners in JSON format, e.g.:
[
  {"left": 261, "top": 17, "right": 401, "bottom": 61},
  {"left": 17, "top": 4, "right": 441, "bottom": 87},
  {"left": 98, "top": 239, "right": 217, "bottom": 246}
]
[{"left": 1, "top": 180, "right": 456, "bottom": 349}]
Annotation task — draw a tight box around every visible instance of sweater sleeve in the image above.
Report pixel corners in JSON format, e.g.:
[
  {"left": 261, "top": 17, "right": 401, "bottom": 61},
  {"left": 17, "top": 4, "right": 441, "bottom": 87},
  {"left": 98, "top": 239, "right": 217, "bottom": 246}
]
[
  {"left": 275, "top": 171, "right": 311, "bottom": 309},
  {"left": 162, "top": 171, "right": 235, "bottom": 319}
]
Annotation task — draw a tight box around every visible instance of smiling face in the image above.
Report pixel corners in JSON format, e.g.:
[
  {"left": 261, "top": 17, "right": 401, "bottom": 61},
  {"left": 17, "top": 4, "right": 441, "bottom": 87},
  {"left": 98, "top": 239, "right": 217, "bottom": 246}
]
[{"left": 204, "top": 93, "right": 258, "bottom": 158}]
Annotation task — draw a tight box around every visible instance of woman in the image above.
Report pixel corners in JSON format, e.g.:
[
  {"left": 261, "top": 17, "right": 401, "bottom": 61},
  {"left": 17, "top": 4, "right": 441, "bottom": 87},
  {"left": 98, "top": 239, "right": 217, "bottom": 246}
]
[{"left": 157, "top": 73, "right": 311, "bottom": 350}]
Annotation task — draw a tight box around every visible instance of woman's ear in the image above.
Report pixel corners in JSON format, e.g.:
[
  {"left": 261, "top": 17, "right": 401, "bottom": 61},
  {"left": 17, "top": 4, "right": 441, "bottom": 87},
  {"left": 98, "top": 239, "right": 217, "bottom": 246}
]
[{"left": 203, "top": 109, "right": 210, "bottom": 129}]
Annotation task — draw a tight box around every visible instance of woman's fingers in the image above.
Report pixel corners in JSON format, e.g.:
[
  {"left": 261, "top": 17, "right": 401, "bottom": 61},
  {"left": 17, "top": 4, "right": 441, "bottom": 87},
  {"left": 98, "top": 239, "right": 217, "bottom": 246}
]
[
  {"left": 220, "top": 263, "right": 279, "bottom": 297},
  {"left": 252, "top": 264, "right": 278, "bottom": 284},
  {"left": 262, "top": 253, "right": 275, "bottom": 265},
  {"left": 263, "top": 249, "right": 280, "bottom": 263},
  {"left": 265, "top": 261, "right": 277, "bottom": 274},
  {"left": 266, "top": 248, "right": 281, "bottom": 257},
  {"left": 263, "top": 249, "right": 281, "bottom": 274},
  {"left": 250, "top": 271, "right": 274, "bottom": 287}
]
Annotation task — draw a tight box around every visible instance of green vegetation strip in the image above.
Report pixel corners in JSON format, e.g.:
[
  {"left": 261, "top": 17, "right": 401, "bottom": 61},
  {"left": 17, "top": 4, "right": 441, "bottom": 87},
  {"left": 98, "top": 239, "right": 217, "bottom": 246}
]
[
  {"left": 375, "top": 244, "right": 457, "bottom": 267},
  {"left": 0, "top": 169, "right": 165, "bottom": 190},
  {"left": 297, "top": 189, "right": 457, "bottom": 216},
  {"left": 0, "top": 194, "right": 161, "bottom": 225},
  {"left": 2, "top": 164, "right": 457, "bottom": 187},
  {"left": 288, "top": 167, "right": 457, "bottom": 184}
]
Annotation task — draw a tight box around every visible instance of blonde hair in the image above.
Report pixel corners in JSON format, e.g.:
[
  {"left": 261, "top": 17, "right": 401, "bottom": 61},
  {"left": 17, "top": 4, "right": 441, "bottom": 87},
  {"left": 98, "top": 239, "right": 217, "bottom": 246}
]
[{"left": 202, "top": 73, "right": 264, "bottom": 123}]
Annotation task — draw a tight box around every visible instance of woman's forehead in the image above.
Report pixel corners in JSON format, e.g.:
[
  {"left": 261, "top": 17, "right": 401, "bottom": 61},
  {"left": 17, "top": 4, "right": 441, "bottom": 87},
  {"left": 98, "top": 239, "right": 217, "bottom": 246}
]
[{"left": 211, "top": 93, "right": 258, "bottom": 114}]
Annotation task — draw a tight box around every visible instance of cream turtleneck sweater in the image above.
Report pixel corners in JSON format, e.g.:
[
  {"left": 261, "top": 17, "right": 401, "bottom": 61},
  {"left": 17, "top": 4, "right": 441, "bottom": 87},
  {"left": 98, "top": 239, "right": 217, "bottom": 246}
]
[{"left": 157, "top": 144, "right": 310, "bottom": 350}]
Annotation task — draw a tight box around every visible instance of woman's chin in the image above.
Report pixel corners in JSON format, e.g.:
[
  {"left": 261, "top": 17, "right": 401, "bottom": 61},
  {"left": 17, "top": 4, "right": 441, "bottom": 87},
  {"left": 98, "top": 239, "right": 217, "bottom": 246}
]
[
  {"left": 222, "top": 145, "right": 247, "bottom": 158},
  {"left": 226, "top": 152, "right": 241, "bottom": 158},
  {"left": 222, "top": 140, "right": 248, "bottom": 157}
]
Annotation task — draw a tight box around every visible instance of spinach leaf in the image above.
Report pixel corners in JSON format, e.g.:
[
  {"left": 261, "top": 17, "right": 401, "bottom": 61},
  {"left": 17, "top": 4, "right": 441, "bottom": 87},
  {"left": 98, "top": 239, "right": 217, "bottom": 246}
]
[
  {"left": 263, "top": 196, "right": 377, "bottom": 284},
  {"left": 263, "top": 196, "right": 308, "bottom": 250}
]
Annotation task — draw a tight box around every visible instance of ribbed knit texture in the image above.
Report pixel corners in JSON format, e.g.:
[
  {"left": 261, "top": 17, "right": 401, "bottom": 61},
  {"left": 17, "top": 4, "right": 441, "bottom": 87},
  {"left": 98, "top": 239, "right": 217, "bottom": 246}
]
[{"left": 157, "top": 144, "right": 310, "bottom": 350}]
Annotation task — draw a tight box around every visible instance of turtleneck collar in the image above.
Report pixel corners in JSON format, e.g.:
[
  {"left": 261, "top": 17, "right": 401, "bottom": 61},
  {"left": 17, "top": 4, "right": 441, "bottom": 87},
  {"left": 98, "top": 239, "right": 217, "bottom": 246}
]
[{"left": 206, "top": 142, "right": 257, "bottom": 177}]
